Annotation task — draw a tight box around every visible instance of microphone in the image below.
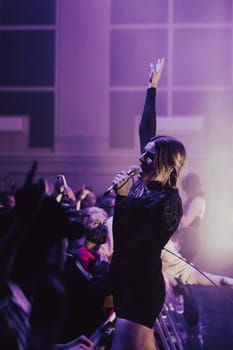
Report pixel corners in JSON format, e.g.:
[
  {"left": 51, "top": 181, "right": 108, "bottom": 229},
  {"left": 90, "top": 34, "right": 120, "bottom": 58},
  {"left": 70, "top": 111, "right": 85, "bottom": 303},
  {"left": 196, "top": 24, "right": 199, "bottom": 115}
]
[{"left": 104, "top": 165, "right": 140, "bottom": 196}]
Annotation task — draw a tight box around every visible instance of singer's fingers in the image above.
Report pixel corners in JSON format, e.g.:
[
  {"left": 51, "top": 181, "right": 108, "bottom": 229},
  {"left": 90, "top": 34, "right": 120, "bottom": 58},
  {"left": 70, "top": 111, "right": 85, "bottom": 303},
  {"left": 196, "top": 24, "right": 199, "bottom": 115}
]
[
  {"left": 113, "top": 171, "right": 127, "bottom": 179},
  {"left": 156, "top": 57, "right": 165, "bottom": 73},
  {"left": 113, "top": 171, "right": 128, "bottom": 183},
  {"left": 117, "top": 170, "right": 128, "bottom": 175},
  {"left": 149, "top": 58, "right": 165, "bottom": 88},
  {"left": 112, "top": 177, "right": 128, "bottom": 186}
]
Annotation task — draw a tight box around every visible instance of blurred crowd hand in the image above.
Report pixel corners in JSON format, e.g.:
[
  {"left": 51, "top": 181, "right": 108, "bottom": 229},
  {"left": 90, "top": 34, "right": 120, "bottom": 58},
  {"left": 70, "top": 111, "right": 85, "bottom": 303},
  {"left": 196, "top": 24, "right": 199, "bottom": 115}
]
[
  {"left": 79, "top": 188, "right": 91, "bottom": 201},
  {"left": 55, "top": 184, "right": 76, "bottom": 204},
  {"left": 65, "top": 185, "right": 77, "bottom": 202},
  {"left": 99, "top": 246, "right": 113, "bottom": 263},
  {"left": 221, "top": 276, "right": 233, "bottom": 289},
  {"left": 59, "top": 334, "right": 95, "bottom": 349},
  {"left": 76, "top": 185, "right": 91, "bottom": 210},
  {"left": 149, "top": 57, "right": 165, "bottom": 88}
]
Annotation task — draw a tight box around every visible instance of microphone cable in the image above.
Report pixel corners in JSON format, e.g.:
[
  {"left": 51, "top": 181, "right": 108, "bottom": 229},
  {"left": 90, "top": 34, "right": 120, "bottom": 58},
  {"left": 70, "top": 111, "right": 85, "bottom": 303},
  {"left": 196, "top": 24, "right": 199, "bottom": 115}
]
[
  {"left": 108, "top": 177, "right": 233, "bottom": 308},
  {"left": 103, "top": 174, "right": 144, "bottom": 209},
  {"left": 163, "top": 246, "right": 233, "bottom": 308}
]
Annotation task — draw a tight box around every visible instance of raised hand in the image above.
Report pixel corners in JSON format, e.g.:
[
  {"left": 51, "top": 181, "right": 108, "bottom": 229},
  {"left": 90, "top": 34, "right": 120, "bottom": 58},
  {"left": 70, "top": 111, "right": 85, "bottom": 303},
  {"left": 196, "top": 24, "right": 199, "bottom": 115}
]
[{"left": 149, "top": 57, "right": 165, "bottom": 88}]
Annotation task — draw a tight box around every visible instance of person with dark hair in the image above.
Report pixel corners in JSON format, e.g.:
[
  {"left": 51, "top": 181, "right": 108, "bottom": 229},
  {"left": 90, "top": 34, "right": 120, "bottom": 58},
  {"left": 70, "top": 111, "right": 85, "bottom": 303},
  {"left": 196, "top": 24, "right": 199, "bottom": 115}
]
[
  {"left": 108, "top": 58, "right": 187, "bottom": 350},
  {"left": 0, "top": 191, "right": 15, "bottom": 211},
  {"left": 96, "top": 192, "right": 116, "bottom": 218},
  {"left": 58, "top": 206, "right": 110, "bottom": 344}
]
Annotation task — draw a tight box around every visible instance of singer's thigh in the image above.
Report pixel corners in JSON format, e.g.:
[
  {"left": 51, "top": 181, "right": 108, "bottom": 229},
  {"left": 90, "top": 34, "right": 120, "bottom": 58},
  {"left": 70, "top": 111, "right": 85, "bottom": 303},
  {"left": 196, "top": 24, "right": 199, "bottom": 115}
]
[{"left": 111, "top": 317, "right": 152, "bottom": 350}]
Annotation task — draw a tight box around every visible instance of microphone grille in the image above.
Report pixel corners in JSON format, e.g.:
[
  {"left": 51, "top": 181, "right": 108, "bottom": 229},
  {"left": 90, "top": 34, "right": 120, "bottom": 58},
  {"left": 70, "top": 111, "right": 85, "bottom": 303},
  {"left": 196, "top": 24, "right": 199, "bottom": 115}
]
[{"left": 127, "top": 165, "right": 140, "bottom": 176}]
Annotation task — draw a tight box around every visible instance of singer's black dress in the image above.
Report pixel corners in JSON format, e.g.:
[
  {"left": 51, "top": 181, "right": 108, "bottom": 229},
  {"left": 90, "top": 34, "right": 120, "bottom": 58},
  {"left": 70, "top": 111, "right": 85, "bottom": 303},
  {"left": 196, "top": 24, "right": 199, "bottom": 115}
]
[{"left": 108, "top": 88, "right": 183, "bottom": 328}]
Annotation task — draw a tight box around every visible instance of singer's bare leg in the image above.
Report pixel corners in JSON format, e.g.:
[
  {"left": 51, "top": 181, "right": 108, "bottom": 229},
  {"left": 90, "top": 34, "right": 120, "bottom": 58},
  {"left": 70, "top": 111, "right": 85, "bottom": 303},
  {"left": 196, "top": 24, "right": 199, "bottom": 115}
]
[
  {"left": 145, "top": 329, "right": 158, "bottom": 350},
  {"left": 111, "top": 318, "right": 154, "bottom": 350}
]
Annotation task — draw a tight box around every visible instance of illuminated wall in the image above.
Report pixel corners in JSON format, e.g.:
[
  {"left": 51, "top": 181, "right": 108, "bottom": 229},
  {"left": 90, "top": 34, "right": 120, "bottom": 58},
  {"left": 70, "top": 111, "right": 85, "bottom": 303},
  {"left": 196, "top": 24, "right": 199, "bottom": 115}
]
[{"left": 0, "top": 0, "right": 233, "bottom": 221}]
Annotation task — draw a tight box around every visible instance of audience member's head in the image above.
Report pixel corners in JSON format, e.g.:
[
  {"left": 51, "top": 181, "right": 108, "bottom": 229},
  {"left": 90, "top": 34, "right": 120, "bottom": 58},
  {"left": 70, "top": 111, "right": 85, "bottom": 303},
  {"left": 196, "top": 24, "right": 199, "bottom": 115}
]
[
  {"left": 0, "top": 191, "right": 15, "bottom": 210},
  {"left": 96, "top": 192, "right": 116, "bottom": 218},
  {"left": 68, "top": 206, "right": 108, "bottom": 254},
  {"left": 181, "top": 172, "right": 204, "bottom": 199},
  {"left": 75, "top": 187, "right": 97, "bottom": 209}
]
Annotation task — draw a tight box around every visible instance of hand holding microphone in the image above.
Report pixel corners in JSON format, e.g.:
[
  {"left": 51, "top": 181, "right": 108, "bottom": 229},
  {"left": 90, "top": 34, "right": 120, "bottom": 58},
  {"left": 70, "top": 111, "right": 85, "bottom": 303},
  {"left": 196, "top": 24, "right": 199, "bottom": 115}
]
[{"left": 104, "top": 165, "right": 140, "bottom": 196}]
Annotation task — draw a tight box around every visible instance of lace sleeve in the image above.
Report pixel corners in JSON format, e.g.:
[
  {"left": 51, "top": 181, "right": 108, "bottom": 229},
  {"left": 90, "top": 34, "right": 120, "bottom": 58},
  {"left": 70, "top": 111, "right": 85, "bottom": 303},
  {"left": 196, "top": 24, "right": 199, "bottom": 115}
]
[{"left": 161, "top": 192, "right": 183, "bottom": 237}]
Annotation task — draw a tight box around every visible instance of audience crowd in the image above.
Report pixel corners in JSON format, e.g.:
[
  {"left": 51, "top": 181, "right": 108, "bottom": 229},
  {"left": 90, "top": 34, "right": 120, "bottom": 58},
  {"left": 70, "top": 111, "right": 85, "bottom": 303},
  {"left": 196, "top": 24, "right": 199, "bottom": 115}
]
[{"left": 0, "top": 164, "right": 233, "bottom": 350}]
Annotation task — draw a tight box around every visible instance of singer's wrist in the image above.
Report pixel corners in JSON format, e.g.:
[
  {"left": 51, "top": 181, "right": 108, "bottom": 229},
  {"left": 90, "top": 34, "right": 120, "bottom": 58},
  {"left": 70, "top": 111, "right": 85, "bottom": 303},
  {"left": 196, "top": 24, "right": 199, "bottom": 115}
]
[
  {"left": 115, "top": 188, "right": 128, "bottom": 196},
  {"left": 148, "top": 82, "right": 157, "bottom": 88},
  {"left": 116, "top": 193, "right": 127, "bottom": 199},
  {"left": 114, "top": 183, "right": 129, "bottom": 196}
]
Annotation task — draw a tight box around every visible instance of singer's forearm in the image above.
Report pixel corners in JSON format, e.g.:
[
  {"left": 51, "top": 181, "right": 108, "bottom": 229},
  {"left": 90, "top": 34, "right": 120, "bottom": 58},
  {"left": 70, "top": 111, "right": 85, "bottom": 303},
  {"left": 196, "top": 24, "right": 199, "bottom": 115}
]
[{"left": 139, "top": 87, "right": 156, "bottom": 153}]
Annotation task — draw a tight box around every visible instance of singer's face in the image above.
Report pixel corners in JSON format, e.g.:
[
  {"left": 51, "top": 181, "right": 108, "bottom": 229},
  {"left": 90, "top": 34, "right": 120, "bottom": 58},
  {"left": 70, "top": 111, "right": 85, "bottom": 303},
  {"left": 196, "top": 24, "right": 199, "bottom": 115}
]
[{"left": 139, "top": 141, "right": 155, "bottom": 179}]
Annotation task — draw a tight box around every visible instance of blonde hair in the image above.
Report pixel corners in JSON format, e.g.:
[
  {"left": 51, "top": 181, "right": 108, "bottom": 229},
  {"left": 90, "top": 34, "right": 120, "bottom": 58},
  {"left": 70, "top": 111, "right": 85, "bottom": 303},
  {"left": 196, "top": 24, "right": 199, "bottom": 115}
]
[
  {"left": 149, "top": 135, "right": 186, "bottom": 187},
  {"left": 82, "top": 206, "right": 108, "bottom": 220}
]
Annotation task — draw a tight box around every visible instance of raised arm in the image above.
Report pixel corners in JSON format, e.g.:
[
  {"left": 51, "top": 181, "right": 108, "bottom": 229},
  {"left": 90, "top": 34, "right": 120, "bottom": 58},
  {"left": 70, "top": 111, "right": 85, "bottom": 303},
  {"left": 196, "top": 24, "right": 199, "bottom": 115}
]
[
  {"left": 139, "top": 58, "right": 165, "bottom": 153},
  {"left": 112, "top": 58, "right": 165, "bottom": 197},
  {"left": 0, "top": 161, "right": 39, "bottom": 281}
]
